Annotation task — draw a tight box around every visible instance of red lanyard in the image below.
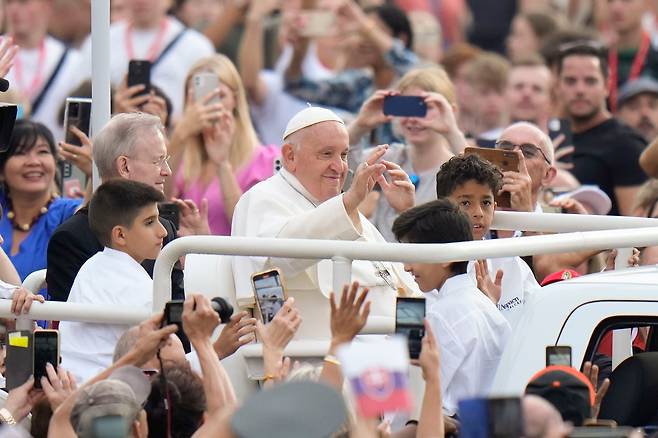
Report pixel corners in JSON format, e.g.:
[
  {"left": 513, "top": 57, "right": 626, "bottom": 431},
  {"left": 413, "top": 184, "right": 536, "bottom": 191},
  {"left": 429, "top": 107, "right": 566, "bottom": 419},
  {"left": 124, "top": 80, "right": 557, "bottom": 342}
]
[
  {"left": 124, "top": 18, "right": 169, "bottom": 61},
  {"left": 609, "top": 31, "right": 651, "bottom": 112},
  {"left": 13, "top": 39, "right": 46, "bottom": 101}
]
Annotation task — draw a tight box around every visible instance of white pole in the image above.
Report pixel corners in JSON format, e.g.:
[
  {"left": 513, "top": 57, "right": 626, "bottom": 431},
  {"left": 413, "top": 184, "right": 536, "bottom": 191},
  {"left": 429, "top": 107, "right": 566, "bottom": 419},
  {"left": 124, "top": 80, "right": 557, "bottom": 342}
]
[
  {"left": 90, "top": 0, "right": 111, "bottom": 190},
  {"left": 612, "top": 247, "right": 635, "bottom": 369}
]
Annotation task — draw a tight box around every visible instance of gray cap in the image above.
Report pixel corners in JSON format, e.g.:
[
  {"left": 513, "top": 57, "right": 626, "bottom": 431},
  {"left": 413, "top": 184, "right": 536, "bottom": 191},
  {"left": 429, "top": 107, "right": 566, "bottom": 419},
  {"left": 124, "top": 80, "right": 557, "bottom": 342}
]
[
  {"left": 70, "top": 366, "right": 151, "bottom": 438},
  {"left": 617, "top": 77, "right": 658, "bottom": 107}
]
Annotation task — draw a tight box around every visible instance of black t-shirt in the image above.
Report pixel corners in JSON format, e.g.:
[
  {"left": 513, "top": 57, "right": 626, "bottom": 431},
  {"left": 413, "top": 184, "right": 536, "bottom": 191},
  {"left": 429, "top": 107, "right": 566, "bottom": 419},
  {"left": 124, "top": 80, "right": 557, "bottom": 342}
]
[
  {"left": 572, "top": 118, "right": 647, "bottom": 215},
  {"left": 615, "top": 42, "right": 658, "bottom": 87}
]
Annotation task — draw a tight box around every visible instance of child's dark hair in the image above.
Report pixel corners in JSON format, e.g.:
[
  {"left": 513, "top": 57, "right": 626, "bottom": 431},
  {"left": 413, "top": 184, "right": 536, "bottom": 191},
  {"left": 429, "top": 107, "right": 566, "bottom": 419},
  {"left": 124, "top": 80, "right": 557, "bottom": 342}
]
[
  {"left": 89, "top": 179, "right": 165, "bottom": 247},
  {"left": 436, "top": 154, "right": 502, "bottom": 198},
  {"left": 392, "top": 199, "right": 472, "bottom": 274}
]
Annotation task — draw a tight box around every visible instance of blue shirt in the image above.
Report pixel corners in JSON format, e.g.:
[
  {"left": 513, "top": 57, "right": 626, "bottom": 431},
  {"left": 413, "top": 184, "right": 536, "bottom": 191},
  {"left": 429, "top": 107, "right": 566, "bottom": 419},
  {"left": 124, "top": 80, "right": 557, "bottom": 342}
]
[{"left": 0, "top": 196, "right": 82, "bottom": 282}]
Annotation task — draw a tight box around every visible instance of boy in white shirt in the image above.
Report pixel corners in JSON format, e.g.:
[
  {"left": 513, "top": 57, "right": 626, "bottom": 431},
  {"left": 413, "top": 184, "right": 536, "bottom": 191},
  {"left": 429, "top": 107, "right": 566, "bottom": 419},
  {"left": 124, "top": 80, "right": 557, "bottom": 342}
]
[
  {"left": 436, "top": 154, "right": 541, "bottom": 328},
  {"left": 392, "top": 199, "right": 511, "bottom": 416},
  {"left": 60, "top": 179, "right": 168, "bottom": 382}
]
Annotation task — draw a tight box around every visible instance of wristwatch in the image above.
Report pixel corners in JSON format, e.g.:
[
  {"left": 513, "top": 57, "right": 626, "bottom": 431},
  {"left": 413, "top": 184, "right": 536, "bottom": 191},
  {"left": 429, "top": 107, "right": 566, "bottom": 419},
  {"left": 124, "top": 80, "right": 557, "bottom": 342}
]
[{"left": 0, "top": 408, "right": 16, "bottom": 425}]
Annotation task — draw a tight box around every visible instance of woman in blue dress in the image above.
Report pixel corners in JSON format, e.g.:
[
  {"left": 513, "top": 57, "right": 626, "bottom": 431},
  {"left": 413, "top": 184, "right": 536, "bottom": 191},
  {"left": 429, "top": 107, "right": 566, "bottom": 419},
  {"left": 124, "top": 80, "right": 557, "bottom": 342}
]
[{"left": 0, "top": 120, "right": 81, "bottom": 287}]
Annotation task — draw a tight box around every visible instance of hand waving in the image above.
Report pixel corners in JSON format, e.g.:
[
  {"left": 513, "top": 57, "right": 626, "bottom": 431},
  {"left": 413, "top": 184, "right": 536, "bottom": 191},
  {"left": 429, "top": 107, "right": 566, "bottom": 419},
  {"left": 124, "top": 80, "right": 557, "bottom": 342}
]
[{"left": 329, "top": 281, "right": 371, "bottom": 346}]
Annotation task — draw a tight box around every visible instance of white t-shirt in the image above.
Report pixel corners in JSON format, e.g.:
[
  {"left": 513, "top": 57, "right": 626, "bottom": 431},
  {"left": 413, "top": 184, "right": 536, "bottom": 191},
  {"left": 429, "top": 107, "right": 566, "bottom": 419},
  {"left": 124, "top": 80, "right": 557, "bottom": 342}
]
[
  {"left": 6, "top": 36, "right": 83, "bottom": 141},
  {"left": 79, "top": 17, "right": 215, "bottom": 118},
  {"left": 59, "top": 247, "right": 152, "bottom": 383},
  {"left": 425, "top": 274, "right": 511, "bottom": 415}
]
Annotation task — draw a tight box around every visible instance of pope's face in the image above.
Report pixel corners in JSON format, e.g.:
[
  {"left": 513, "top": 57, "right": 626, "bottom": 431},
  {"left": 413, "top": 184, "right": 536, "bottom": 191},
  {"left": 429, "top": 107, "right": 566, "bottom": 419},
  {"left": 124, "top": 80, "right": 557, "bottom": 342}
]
[{"left": 285, "top": 121, "right": 350, "bottom": 203}]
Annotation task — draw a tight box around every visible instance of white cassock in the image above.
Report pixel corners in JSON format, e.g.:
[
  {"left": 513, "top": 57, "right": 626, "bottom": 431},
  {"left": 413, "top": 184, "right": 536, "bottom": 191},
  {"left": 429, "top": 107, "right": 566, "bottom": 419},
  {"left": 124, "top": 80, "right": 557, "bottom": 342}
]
[{"left": 231, "top": 168, "right": 421, "bottom": 339}]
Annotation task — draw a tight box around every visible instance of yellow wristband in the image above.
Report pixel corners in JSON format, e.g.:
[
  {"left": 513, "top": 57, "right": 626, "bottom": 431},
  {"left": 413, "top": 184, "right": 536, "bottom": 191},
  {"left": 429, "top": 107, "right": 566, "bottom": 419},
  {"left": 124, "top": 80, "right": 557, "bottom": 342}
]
[{"left": 262, "top": 374, "right": 275, "bottom": 382}]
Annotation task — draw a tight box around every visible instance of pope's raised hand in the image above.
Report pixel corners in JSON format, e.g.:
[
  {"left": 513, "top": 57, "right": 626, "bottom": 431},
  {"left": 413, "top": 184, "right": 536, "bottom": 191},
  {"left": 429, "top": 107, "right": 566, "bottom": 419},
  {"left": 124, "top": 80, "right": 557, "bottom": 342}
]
[{"left": 343, "top": 144, "right": 388, "bottom": 214}]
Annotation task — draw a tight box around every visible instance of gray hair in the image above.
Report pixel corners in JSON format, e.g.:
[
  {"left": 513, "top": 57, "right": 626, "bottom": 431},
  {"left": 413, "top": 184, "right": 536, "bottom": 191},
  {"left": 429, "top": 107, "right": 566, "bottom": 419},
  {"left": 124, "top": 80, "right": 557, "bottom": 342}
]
[
  {"left": 112, "top": 326, "right": 140, "bottom": 364},
  {"left": 93, "top": 113, "right": 165, "bottom": 179},
  {"left": 501, "top": 121, "right": 554, "bottom": 165}
]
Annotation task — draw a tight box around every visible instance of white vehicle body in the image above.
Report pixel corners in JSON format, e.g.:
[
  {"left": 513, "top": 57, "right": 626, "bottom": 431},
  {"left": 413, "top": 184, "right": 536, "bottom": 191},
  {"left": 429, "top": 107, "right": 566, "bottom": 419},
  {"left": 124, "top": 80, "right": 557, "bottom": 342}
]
[{"left": 491, "top": 266, "right": 658, "bottom": 395}]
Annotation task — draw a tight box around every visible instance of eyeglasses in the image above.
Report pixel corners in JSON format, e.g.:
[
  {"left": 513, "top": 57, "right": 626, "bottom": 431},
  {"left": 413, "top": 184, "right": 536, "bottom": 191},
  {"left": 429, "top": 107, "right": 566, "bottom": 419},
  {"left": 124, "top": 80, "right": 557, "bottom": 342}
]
[
  {"left": 557, "top": 40, "right": 607, "bottom": 56},
  {"left": 495, "top": 140, "right": 551, "bottom": 164},
  {"left": 153, "top": 155, "right": 171, "bottom": 169}
]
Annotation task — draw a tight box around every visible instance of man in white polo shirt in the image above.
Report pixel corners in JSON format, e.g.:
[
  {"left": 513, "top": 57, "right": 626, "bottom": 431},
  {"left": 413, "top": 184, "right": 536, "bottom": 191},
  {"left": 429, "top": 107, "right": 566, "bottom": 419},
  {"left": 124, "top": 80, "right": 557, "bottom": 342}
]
[{"left": 231, "top": 107, "right": 421, "bottom": 339}]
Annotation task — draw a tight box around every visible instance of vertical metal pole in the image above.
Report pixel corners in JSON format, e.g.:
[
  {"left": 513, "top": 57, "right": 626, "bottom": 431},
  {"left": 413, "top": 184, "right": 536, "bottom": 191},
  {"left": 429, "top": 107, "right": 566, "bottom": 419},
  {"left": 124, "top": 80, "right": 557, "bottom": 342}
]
[
  {"left": 332, "top": 256, "right": 352, "bottom": 295},
  {"left": 90, "top": 0, "right": 111, "bottom": 190},
  {"left": 612, "top": 247, "right": 634, "bottom": 369}
]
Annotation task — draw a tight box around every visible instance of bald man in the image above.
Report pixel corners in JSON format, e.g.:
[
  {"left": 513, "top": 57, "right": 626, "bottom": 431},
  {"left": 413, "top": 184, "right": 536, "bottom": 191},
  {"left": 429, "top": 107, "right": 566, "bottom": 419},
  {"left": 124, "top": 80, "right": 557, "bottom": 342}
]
[{"left": 231, "top": 107, "right": 421, "bottom": 339}]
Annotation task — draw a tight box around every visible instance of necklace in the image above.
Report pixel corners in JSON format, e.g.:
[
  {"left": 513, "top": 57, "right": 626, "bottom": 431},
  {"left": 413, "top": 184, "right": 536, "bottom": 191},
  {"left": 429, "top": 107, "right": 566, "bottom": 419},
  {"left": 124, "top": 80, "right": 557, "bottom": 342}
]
[{"left": 6, "top": 195, "right": 56, "bottom": 232}]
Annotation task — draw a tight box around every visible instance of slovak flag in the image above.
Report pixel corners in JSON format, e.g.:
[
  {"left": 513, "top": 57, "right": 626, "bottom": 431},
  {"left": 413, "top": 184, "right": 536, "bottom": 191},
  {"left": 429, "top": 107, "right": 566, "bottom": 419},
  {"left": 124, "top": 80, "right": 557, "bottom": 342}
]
[{"left": 338, "top": 336, "right": 412, "bottom": 418}]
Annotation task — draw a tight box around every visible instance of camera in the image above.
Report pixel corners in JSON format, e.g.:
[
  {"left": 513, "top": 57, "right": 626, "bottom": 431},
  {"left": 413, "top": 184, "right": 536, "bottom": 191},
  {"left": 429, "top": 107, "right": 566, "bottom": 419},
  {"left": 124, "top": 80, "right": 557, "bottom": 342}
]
[{"left": 164, "top": 297, "right": 234, "bottom": 327}]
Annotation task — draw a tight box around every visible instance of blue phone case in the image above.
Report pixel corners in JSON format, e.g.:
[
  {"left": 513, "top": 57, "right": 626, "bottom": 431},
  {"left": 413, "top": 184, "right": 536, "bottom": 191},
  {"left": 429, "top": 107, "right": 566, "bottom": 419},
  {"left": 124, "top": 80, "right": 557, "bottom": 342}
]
[{"left": 383, "top": 96, "right": 427, "bottom": 117}]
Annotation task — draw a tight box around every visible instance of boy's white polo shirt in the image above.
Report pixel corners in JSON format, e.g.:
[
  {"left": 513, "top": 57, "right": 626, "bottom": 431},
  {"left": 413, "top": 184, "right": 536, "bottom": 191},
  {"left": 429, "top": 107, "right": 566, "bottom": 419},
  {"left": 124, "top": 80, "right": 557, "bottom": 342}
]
[{"left": 425, "top": 273, "right": 511, "bottom": 415}]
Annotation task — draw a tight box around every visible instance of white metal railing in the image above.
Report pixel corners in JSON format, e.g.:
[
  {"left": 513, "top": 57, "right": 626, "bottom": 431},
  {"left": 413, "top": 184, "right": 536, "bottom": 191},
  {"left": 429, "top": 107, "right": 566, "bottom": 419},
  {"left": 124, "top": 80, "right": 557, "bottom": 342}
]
[
  {"left": 2, "top": 212, "right": 658, "bottom": 324},
  {"left": 151, "top": 211, "right": 658, "bottom": 312}
]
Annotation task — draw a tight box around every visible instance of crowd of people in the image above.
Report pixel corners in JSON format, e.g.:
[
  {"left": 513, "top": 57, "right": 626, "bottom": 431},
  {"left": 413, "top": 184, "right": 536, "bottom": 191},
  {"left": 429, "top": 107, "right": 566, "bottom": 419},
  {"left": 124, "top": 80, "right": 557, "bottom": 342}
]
[{"left": 0, "top": 0, "right": 656, "bottom": 436}]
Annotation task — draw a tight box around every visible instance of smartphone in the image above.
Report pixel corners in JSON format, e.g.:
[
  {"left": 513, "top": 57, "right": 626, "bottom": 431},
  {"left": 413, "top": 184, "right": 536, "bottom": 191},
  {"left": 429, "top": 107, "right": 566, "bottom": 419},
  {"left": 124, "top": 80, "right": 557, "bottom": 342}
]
[
  {"left": 64, "top": 97, "right": 92, "bottom": 146},
  {"left": 33, "top": 330, "right": 59, "bottom": 389},
  {"left": 251, "top": 268, "right": 287, "bottom": 324},
  {"left": 463, "top": 146, "right": 520, "bottom": 209},
  {"left": 395, "top": 297, "right": 425, "bottom": 360},
  {"left": 193, "top": 72, "right": 221, "bottom": 105},
  {"left": 459, "top": 397, "right": 523, "bottom": 438},
  {"left": 5, "top": 330, "right": 32, "bottom": 390},
  {"left": 546, "top": 345, "right": 572, "bottom": 367},
  {"left": 164, "top": 300, "right": 184, "bottom": 327},
  {"left": 0, "top": 104, "right": 17, "bottom": 153},
  {"left": 91, "top": 415, "right": 131, "bottom": 438},
  {"left": 158, "top": 202, "right": 180, "bottom": 230},
  {"left": 383, "top": 95, "right": 428, "bottom": 118},
  {"left": 299, "top": 10, "right": 336, "bottom": 38},
  {"left": 127, "top": 60, "right": 151, "bottom": 96}
]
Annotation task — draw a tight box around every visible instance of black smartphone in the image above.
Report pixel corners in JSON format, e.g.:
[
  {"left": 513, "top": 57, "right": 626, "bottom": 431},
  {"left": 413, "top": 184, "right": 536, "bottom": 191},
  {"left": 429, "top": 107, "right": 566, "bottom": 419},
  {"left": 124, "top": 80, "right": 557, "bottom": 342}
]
[
  {"left": 158, "top": 202, "right": 180, "bottom": 230},
  {"left": 33, "top": 330, "right": 59, "bottom": 389},
  {"left": 395, "top": 297, "right": 425, "bottom": 360},
  {"left": 546, "top": 345, "right": 572, "bottom": 367},
  {"left": 251, "top": 268, "right": 287, "bottom": 324},
  {"left": 459, "top": 397, "right": 523, "bottom": 438},
  {"left": 127, "top": 60, "right": 151, "bottom": 96},
  {"left": 383, "top": 95, "right": 427, "bottom": 118},
  {"left": 5, "top": 330, "right": 32, "bottom": 390},
  {"left": 0, "top": 104, "right": 17, "bottom": 153},
  {"left": 164, "top": 300, "right": 184, "bottom": 327}
]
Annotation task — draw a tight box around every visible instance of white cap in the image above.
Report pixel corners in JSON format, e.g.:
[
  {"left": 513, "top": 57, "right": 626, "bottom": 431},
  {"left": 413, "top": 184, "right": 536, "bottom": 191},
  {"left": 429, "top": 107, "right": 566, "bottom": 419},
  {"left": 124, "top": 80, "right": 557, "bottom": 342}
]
[
  {"left": 283, "top": 106, "right": 344, "bottom": 141},
  {"left": 553, "top": 185, "right": 612, "bottom": 215}
]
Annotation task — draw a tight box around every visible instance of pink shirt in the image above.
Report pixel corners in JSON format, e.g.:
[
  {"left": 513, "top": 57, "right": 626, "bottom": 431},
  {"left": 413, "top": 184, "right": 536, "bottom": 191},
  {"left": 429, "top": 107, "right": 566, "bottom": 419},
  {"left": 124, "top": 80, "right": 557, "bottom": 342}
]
[{"left": 176, "top": 144, "right": 280, "bottom": 235}]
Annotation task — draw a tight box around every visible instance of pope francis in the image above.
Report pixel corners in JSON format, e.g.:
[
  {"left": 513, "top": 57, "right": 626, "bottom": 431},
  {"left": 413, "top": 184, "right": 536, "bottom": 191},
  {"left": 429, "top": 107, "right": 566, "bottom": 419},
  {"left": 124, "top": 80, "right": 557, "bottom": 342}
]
[{"left": 231, "top": 106, "right": 421, "bottom": 339}]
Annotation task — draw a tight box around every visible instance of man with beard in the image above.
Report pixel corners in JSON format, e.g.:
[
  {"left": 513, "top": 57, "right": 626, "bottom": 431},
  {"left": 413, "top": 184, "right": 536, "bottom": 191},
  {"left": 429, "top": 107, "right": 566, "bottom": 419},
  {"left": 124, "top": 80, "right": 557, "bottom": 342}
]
[
  {"left": 616, "top": 77, "right": 658, "bottom": 142},
  {"left": 556, "top": 42, "right": 647, "bottom": 216}
]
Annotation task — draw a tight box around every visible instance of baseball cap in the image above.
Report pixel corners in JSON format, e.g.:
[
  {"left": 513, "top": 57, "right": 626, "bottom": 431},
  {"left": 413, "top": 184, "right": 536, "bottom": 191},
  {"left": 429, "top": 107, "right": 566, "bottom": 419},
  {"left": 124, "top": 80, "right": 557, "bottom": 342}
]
[
  {"left": 231, "top": 381, "right": 348, "bottom": 438},
  {"left": 283, "top": 106, "right": 344, "bottom": 141},
  {"left": 70, "top": 366, "right": 152, "bottom": 438},
  {"left": 540, "top": 269, "right": 580, "bottom": 287},
  {"left": 525, "top": 365, "right": 595, "bottom": 426},
  {"left": 617, "top": 77, "right": 658, "bottom": 108},
  {"left": 552, "top": 185, "right": 612, "bottom": 216}
]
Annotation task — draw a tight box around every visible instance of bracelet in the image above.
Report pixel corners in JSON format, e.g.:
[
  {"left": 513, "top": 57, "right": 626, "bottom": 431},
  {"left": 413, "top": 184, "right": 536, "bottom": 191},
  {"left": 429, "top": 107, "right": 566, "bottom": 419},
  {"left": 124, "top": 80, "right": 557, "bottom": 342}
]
[
  {"left": 0, "top": 408, "right": 16, "bottom": 425},
  {"left": 323, "top": 355, "right": 341, "bottom": 366},
  {"left": 262, "top": 374, "right": 275, "bottom": 382}
]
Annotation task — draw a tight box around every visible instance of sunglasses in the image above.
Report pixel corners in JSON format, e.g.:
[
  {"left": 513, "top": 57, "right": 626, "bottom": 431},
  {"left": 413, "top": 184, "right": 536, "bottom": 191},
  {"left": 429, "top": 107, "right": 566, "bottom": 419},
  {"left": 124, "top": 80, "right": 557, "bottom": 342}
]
[{"left": 495, "top": 140, "right": 551, "bottom": 164}]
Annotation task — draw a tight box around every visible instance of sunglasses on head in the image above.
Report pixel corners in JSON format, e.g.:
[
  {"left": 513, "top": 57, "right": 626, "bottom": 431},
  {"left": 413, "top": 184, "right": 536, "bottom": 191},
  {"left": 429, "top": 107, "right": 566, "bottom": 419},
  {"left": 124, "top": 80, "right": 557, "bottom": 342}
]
[{"left": 495, "top": 140, "right": 551, "bottom": 164}]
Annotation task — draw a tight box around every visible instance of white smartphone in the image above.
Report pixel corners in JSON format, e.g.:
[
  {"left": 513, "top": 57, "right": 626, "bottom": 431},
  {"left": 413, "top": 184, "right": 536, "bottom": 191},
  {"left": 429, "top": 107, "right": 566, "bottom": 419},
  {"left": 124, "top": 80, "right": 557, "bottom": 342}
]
[{"left": 193, "top": 72, "right": 221, "bottom": 105}]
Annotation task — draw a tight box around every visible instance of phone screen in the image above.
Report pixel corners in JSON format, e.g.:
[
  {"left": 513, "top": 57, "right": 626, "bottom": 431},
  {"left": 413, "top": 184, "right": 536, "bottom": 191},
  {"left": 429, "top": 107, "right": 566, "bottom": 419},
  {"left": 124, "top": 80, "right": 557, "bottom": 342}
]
[
  {"left": 253, "top": 270, "right": 285, "bottom": 324},
  {"left": 546, "top": 346, "right": 572, "bottom": 367},
  {"left": 34, "top": 331, "right": 59, "bottom": 388},
  {"left": 395, "top": 298, "right": 425, "bottom": 359},
  {"left": 92, "top": 415, "right": 130, "bottom": 438},
  {"left": 164, "top": 300, "right": 184, "bottom": 326}
]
